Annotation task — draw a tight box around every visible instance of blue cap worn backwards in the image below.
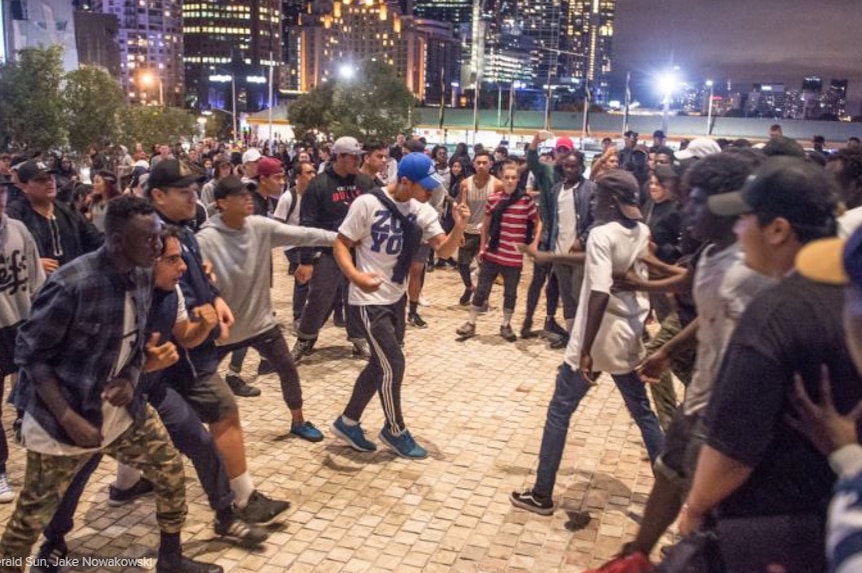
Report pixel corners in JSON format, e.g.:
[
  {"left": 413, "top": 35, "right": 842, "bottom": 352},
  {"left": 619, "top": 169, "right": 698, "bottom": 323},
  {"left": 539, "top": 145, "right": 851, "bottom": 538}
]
[{"left": 397, "top": 152, "right": 441, "bottom": 190}]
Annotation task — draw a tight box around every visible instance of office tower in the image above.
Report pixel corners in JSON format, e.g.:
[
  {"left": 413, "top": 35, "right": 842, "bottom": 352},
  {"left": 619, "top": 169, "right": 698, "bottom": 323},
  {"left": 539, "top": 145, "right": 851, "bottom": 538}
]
[
  {"left": 563, "top": 0, "right": 615, "bottom": 102},
  {"left": 184, "top": 0, "right": 282, "bottom": 112},
  {"left": 90, "top": 0, "right": 182, "bottom": 106}
]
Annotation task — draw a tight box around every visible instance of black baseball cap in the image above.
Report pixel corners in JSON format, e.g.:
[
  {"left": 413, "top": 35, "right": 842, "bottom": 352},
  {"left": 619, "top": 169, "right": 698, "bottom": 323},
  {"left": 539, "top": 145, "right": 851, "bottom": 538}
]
[
  {"left": 146, "top": 159, "right": 204, "bottom": 192},
  {"left": 596, "top": 170, "right": 643, "bottom": 220},
  {"left": 708, "top": 157, "right": 837, "bottom": 233},
  {"left": 16, "top": 160, "right": 57, "bottom": 183},
  {"left": 213, "top": 175, "right": 253, "bottom": 200}
]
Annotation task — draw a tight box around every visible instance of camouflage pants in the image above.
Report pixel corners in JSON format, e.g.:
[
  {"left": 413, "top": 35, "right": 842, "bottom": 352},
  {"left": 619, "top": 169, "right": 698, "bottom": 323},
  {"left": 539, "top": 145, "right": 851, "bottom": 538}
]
[
  {"left": 645, "top": 313, "right": 697, "bottom": 432},
  {"left": 0, "top": 405, "right": 186, "bottom": 572}
]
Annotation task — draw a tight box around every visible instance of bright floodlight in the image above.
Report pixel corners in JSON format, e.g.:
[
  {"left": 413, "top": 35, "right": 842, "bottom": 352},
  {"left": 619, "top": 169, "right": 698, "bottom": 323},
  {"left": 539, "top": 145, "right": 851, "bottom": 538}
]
[
  {"left": 338, "top": 64, "right": 355, "bottom": 80},
  {"left": 657, "top": 71, "right": 677, "bottom": 96},
  {"left": 706, "top": 79, "right": 714, "bottom": 87}
]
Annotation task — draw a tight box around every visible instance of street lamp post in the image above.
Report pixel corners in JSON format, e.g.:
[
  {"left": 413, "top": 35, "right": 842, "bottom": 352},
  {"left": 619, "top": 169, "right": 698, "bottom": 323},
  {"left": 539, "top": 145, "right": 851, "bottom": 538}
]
[
  {"left": 706, "top": 80, "right": 714, "bottom": 135},
  {"left": 658, "top": 69, "right": 678, "bottom": 136},
  {"left": 140, "top": 70, "right": 164, "bottom": 106},
  {"left": 208, "top": 74, "right": 238, "bottom": 142}
]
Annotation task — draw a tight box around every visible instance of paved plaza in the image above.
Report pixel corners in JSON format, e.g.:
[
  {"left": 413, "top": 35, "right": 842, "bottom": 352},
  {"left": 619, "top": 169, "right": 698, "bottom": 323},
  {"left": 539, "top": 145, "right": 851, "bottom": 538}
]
[{"left": 0, "top": 252, "right": 675, "bottom": 572}]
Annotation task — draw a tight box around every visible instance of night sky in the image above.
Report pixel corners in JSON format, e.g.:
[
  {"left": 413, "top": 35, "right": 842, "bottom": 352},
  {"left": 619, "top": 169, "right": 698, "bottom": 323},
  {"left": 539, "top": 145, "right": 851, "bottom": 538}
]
[{"left": 613, "top": 0, "right": 862, "bottom": 111}]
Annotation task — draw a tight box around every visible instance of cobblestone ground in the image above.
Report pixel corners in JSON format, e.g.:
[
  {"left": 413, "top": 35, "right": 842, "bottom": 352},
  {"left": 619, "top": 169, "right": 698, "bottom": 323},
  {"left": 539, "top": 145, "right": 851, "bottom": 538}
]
[{"left": 0, "top": 251, "right": 678, "bottom": 572}]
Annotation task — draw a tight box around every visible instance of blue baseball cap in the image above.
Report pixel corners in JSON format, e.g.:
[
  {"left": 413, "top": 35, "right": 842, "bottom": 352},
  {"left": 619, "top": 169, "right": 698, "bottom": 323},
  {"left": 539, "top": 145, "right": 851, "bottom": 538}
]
[{"left": 397, "top": 152, "right": 441, "bottom": 190}]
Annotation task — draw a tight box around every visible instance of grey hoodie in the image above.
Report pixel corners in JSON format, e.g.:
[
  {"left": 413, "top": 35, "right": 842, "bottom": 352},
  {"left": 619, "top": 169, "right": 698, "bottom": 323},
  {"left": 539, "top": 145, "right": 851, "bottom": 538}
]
[{"left": 196, "top": 214, "right": 335, "bottom": 345}]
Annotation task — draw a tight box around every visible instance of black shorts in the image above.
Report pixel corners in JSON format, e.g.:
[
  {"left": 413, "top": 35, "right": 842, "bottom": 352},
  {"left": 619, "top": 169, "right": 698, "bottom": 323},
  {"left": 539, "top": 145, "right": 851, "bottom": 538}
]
[
  {"left": 166, "top": 372, "right": 238, "bottom": 424},
  {"left": 412, "top": 244, "right": 431, "bottom": 264}
]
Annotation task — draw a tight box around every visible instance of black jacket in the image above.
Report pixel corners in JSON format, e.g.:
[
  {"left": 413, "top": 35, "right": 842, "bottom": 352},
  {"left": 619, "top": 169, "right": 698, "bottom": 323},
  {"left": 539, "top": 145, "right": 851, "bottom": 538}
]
[
  {"left": 6, "top": 198, "right": 103, "bottom": 267},
  {"left": 298, "top": 165, "right": 373, "bottom": 264}
]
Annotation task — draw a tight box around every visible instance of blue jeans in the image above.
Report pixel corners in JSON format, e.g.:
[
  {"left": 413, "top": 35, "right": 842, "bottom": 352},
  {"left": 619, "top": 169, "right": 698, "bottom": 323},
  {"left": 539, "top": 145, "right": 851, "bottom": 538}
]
[{"left": 534, "top": 363, "right": 664, "bottom": 499}]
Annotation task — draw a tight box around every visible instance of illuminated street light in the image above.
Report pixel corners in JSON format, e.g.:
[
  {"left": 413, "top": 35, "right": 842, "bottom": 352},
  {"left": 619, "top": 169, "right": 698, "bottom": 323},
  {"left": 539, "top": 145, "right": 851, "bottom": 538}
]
[
  {"left": 139, "top": 70, "right": 164, "bottom": 106},
  {"left": 657, "top": 67, "right": 680, "bottom": 135},
  {"left": 338, "top": 64, "right": 356, "bottom": 80}
]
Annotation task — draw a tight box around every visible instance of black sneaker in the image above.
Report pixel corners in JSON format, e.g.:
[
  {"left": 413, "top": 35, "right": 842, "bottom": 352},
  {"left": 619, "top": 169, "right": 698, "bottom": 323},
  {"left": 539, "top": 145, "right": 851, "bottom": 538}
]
[
  {"left": 352, "top": 340, "right": 371, "bottom": 359},
  {"left": 290, "top": 338, "right": 316, "bottom": 364},
  {"left": 157, "top": 556, "right": 224, "bottom": 573},
  {"left": 31, "top": 538, "right": 68, "bottom": 573},
  {"left": 108, "top": 477, "right": 154, "bottom": 507},
  {"left": 407, "top": 312, "right": 428, "bottom": 329},
  {"left": 510, "top": 489, "right": 555, "bottom": 516},
  {"left": 256, "top": 359, "right": 275, "bottom": 376},
  {"left": 225, "top": 374, "right": 261, "bottom": 398},
  {"left": 214, "top": 509, "right": 270, "bottom": 544},
  {"left": 550, "top": 335, "right": 569, "bottom": 350},
  {"left": 520, "top": 317, "right": 536, "bottom": 339},
  {"left": 434, "top": 259, "right": 448, "bottom": 269},
  {"left": 500, "top": 324, "right": 517, "bottom": 342},
  {"left": 458, "top": 288, "right": 473, "bottom": 306},
  {"left": 543, "top": 317, "right": 569, "bottom": 339},
  {"left": 234, "top": 490, "right": 290, "bottom": 525}
]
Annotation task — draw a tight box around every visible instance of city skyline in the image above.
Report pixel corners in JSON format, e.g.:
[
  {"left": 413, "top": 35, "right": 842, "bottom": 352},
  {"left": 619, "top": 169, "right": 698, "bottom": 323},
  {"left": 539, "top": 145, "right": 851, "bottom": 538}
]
[{"left": 614, "top": 0, "right": 862, "bottom": 111}]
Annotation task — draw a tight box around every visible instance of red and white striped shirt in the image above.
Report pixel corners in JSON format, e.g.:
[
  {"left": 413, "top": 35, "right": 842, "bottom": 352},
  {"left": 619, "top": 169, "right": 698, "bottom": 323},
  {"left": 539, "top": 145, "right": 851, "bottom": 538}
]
[{"left": 482, "top": 192, "right": 538, "bottom": 268}]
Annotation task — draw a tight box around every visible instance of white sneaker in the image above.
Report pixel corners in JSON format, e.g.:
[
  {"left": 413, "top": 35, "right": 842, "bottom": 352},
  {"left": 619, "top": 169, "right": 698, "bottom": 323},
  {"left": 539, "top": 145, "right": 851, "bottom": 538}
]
[
  {"left": 418, "top": 295, "right": 431, "bottom": 307},
  {"left": 0, "top": 474, "right": 15, "bottom": 503}
]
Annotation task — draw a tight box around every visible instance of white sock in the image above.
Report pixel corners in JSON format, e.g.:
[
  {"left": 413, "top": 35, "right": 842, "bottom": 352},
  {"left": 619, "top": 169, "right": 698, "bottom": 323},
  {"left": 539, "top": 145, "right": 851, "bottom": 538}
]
[
  {"left": 565, "top": 318, "right": 574, "bottom": 333},
  {"left": 114, "top": 464, "right": 142, "bottom": 490},
  {"left": 502, "top": 310, "right": 513, "bottom": 327},
  {"left": 341, "top": 415, "right": 359, "bottom": 427},
  {"left": 230, "top": 472, "right": 255, "bottom": 508},
  {"left": 469, "top": 306, "right": 480, "bottom": 324}
]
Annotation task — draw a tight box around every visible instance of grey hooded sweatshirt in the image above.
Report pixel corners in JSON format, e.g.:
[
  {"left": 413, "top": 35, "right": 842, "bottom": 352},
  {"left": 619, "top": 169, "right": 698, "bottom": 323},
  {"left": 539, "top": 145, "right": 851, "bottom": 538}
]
[{"left": 196, "top": 214, "right": 336, "bottom": 345}]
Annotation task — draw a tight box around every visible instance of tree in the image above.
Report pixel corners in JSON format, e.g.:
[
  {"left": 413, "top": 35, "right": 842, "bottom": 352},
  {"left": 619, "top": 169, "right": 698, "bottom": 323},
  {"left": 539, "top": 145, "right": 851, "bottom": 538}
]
[
  {"left": 118, "top": 106, "right": 197, "bottom": 151},
  {"left": 63, "top": 66, "right": 125, "bottom": 154},
  {"left": 0, "top": 46, "right": 66, "bottom": 151},
  {"left": 290, "top": 60, "right": 417, "bottom": 140},
  {"left": 288, "top": 81, "right": 335, "bottom": 137},
  {"left": 329, "top": 59, "right": 417, "bottom": 140}
]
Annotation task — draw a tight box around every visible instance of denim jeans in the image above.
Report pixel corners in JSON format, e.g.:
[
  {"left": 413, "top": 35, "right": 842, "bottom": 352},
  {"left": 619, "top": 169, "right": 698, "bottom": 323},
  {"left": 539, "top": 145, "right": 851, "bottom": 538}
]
[
  {"left": 553, "top": 263, "right": 585, "bottom": 321},
  {"left": 534, "top": 363, "right": 664, "bottom": 499}
]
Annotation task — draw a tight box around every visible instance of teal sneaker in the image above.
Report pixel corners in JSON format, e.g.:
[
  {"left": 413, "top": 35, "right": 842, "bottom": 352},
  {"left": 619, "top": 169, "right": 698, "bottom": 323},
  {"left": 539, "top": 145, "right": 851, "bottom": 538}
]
[
  {"left": 379, "top": 427, "right": 428, "bottom": 459},
  {"left": 331, "top": 417, "right": 377, "bottom": 452},
  {"left": 290, "top": 421, "right": 324, "bottom": 442}
]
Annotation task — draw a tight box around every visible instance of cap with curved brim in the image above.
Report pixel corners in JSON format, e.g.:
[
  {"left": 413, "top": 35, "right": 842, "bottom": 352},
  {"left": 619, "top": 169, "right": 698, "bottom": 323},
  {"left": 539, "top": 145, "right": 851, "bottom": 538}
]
[
  {"left": 416, "top": 173, "right": 443, "bottom": 190},
  {"left": 707, "top": 191, "right": 752, "bottom": 217},
  {"left": 796, "top": 237, "right": 847, "bottom": 285}
]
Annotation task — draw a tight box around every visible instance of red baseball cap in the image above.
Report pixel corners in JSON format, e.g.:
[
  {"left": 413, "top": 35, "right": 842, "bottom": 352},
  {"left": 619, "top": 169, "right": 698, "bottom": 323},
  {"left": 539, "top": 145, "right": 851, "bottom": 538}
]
[
  {"left": 555, "top": 136, "right": 574, "bottom": 151},
  {"left": 257, "top": 156, "right": 284, "bottom": 178}
]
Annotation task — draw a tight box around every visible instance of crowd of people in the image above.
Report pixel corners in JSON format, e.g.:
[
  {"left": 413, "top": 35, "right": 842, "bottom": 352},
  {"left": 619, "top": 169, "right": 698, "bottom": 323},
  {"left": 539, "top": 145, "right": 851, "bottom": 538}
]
[{"left": 1, "top": 124, "right": 862, "bottom": 572}]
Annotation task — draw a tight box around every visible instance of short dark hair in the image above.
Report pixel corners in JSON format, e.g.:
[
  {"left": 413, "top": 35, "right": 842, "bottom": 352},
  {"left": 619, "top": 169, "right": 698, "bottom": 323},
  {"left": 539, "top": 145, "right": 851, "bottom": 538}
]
[
  {"left": 104, "top": 195, "right": 156, "bottom": 237},
  {"left": 829, "top": 148, "right": 862, "bottom": 208},
  {"left": 849, "top": 137, "right": 861, "bottom": 145},
  {"left": 362, "top": 140, "right": 387, "bottom": 153},
  {"left": 159, "top": 225, "right": 183, "bottom": 255},
  {"left": 405, "top": 138, "right": 425, "bottom": 153},
  {"left": 473, "top": 150, "right": 492, "bottom": 162}
]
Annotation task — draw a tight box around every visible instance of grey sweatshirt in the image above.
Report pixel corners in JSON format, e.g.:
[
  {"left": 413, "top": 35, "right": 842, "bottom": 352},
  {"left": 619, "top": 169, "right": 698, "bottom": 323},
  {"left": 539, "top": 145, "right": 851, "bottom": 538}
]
[{"left": 196, "top": 214, "right": 336, "bottom": 345}]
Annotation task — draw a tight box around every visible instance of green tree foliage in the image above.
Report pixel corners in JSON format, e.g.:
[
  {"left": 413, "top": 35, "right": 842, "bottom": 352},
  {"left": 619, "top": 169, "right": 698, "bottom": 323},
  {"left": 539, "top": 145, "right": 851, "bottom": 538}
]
[
  {"left": 118, "top": 106, "right": 198, "bottom": 151},
  {"left": 289, "top": 60, "right": 417, "bottom": 140},
  {"left": 0, "top": 46, "right": 66, "bottom": 151},
  {"left": 63, "top": 66, "right": 125, "bottom": 154},
  {"left": 288, "top": 81, "right": 335, "bottom": 137}
]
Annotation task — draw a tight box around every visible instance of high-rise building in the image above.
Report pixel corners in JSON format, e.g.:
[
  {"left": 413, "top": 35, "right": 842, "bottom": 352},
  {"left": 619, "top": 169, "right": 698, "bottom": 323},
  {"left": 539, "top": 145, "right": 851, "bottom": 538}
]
[
  {"left": 74, "top": 10, "right": 121, "bottom": 77},
  {"left": 183, "top": 1, "right": 282, "bottom": 113},
  {"left": 563, "top": 0, "right": 615, "bottom": 102},
  {"left": 411, "top": 0, "right": 472, "bottom": 29},
  {"left": 462, "top": 0, "right": 533, "bottom": 87},
  {"left": 2, "top": 0, "right": 79, "bottom": 70},
  {"left": 745, "top": 83, "right": 785, "bottom": 119},
  {"left": 90, "top": 0, "right": 182, "bottom": 106},
  {"left": 290, "top": 0, "right": 458, "bottom": 101},
  {"left": 520, "top": 0, "right": 563, "bottom": 85},
  {"left": 825, "top": 79, "right": 848, "bottom": 118}
]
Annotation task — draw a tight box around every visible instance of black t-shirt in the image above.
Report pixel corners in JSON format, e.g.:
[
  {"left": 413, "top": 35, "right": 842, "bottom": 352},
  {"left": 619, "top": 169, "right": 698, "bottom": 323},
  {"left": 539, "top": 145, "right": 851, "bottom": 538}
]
[{"left": 705, "top": 274, "right": 861, "bottom": 518}]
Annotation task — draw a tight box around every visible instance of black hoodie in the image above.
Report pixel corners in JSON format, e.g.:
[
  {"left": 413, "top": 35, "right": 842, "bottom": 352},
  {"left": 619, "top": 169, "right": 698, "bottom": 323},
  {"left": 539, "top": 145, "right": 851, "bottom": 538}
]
[{"left": 298, "top": 164, "right": 373, "bottom": 264}]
